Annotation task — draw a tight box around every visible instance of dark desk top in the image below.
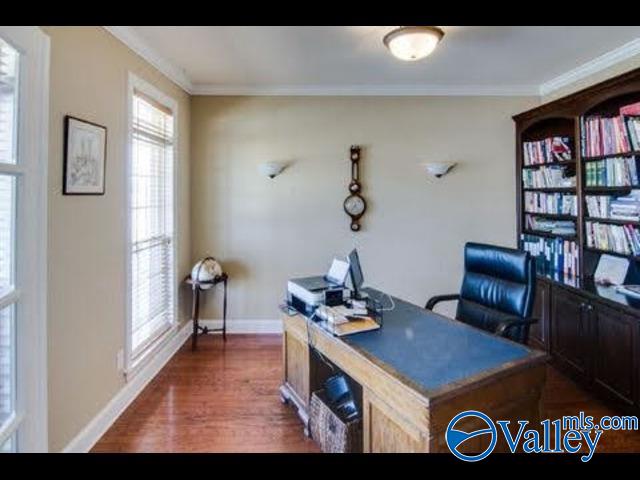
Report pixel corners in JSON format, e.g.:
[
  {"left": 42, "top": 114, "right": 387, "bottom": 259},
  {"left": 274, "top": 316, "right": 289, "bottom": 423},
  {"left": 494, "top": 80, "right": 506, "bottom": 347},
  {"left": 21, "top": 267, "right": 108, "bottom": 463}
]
[{"left": 338, "top": 288, "right": 543, "bottom": 396}]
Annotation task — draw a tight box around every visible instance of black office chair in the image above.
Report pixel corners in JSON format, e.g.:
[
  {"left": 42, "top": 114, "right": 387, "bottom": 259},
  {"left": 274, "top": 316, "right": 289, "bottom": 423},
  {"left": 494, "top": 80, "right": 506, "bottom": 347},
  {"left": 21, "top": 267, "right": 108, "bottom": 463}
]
[{"left": 425, "top": 242, "right": 537, "bottom": 344}]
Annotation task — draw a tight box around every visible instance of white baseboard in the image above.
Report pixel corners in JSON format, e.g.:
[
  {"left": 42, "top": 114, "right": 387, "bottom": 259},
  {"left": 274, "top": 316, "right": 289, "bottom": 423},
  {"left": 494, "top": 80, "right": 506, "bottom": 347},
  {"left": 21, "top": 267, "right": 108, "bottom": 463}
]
[
  {"left": 61, "top": 319, "right": 280, "bottom": 452},
  {"left": 199, "top": 318, "right": 282, "bottom": 334},
  {"left": 62, "top": 322, "right": 192, "bottom": 453}
]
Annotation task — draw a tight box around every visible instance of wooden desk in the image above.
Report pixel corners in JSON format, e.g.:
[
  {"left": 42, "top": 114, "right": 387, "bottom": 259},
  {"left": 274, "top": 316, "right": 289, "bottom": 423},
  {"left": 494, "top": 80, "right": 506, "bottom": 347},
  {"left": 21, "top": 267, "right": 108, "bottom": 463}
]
[{"left": 280, "top": 289, "right": 548, "bottom": 453}]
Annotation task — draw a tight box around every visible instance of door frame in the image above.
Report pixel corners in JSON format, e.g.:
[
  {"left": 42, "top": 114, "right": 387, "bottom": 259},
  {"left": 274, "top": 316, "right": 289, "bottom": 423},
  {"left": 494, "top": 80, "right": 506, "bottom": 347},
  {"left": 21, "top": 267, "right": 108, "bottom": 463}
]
[{"left": 0, "top": 26, "right": 49, "bottom": 452}]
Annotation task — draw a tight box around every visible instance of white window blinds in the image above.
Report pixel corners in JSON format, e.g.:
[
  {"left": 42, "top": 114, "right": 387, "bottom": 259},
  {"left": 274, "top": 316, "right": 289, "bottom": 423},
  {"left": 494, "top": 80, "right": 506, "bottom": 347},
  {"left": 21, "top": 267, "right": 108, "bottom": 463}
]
[
  {"left": 0, "top": 38, "right": 18, "bottom": 166},
  {"left": 129, "top": 90, "right": 176, "bottom": 360}
]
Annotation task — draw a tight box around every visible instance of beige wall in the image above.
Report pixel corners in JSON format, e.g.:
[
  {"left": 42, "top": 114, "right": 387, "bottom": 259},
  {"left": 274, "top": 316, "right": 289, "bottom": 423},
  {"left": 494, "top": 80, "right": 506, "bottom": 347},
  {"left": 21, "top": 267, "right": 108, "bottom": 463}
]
[
  {"left": 190, "top": 96, "right": 537, "bottom": 321},
  {"left": 42, "top": 26, "right": 191, "bottom": 452},
  {"left": 543, "top": 54, "right": 640, "bottom": 102}
]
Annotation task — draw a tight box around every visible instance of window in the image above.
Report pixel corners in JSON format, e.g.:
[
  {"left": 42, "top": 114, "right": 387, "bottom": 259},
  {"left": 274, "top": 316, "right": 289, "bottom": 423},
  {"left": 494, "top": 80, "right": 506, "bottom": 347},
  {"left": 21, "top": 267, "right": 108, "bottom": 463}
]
[{"left": 127, "top": 76, "right": 177, "bottom": 366}]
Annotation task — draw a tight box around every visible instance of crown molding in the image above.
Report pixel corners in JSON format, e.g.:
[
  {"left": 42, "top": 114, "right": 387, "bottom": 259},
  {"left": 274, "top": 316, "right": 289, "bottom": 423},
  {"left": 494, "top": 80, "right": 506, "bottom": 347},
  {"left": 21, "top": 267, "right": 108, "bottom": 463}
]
[
  {"left": 102, "top": 27, "right": 640, "bottom": 99},
  {"left": 103, "top": 26, "right": 193, "bottom": 94},
  {"left": 191, "top": 83, "right": 540, "bottom": 97},
  {"left": 540, "top": 38, "right": 640, "bottom": 97}
]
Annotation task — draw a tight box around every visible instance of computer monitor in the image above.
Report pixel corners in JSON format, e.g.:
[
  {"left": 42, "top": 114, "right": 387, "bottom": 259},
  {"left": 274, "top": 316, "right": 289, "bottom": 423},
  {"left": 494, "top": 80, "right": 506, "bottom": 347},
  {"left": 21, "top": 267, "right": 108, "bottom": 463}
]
[{"left": 348, "top": 249, "right": 366, "bottom": 299}]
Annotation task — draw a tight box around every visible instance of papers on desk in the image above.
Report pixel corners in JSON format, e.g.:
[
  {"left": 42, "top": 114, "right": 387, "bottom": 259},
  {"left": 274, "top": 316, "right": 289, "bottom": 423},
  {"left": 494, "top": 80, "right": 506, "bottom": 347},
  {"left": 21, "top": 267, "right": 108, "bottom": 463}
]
[
  {"left": 327, "top": 316, "right": 380, "bottom": 337},
  {"left": 315, "top": 304, "right": 380, "bottom": 337}
]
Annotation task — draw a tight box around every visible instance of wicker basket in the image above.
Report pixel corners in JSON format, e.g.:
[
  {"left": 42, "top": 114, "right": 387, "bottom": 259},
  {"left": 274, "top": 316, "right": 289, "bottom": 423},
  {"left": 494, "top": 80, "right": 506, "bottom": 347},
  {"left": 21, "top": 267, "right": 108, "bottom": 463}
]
[{"left": 309, "top": 389, "right": 362, "bottom": 453}]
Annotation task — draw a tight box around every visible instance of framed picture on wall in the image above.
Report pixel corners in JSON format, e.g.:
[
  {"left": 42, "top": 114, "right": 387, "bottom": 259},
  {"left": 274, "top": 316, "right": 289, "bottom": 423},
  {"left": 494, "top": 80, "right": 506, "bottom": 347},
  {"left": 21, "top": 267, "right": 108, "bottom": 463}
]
[{"left": 63, "top": 115, "right": 107, "bottom": 195}]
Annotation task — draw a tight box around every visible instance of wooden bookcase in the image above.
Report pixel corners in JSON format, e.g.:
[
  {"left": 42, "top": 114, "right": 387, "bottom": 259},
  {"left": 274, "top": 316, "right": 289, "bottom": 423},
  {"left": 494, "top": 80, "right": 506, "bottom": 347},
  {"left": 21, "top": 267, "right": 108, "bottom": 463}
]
[
  {"left": 515, "top": 68, "right": 640, "bottom": 279},
  {"left": 513, "top": 68, "right": 640, "bottom": 415}
]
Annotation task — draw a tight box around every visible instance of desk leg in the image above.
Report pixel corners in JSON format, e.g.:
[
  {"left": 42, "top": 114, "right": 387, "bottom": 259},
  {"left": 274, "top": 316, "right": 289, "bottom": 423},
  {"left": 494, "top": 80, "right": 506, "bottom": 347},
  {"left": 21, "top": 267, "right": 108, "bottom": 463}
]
[
  {"left": 222, "top": 278, "right": 228, "bottom": 342},
  {"left": 191, "top": 288, "right": 200, "bottom": 351}
]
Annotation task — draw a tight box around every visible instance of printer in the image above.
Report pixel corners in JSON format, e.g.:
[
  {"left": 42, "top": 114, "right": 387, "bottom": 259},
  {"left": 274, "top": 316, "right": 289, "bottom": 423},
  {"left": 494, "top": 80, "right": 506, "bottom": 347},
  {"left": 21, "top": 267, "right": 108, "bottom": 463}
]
[{"left": 287, "top": 258, "right": 350, "bottom": 316}]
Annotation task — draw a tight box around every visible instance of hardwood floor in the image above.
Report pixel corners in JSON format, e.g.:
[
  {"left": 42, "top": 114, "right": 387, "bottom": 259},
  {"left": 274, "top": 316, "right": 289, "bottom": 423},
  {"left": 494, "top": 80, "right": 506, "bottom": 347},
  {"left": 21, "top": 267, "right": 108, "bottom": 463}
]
[
  {"left": 542, "top": 366, "right": 640, "bottom": 453},
  {"left": 93, "top": 335, "right": 320, "bottom": 453},
  {"left": 92, "top": 334, "right": 640, "bottom": 453}
]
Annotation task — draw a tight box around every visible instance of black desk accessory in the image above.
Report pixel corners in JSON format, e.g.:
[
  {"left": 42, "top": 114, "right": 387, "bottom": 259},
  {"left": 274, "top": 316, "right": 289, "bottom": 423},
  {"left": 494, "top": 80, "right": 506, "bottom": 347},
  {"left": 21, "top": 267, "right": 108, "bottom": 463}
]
[{"left": 324, "top": 374, "right": 359, "bottom": 421}]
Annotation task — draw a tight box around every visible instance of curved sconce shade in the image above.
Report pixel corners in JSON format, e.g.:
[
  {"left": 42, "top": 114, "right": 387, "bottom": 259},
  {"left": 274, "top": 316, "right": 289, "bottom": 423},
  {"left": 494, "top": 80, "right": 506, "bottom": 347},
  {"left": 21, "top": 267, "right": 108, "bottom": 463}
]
[
  {"left": 424, "top": 162, "right": 456, "bottom": 178},
  {"left": 258, "top": 161, "right": 286, "bottom": 179}
]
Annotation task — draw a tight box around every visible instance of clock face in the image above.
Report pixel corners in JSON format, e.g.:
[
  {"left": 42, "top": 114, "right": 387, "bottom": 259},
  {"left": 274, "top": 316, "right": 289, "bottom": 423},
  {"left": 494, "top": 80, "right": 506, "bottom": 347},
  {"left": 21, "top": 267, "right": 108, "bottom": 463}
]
[{"left": 344, "top": 194, "right": 366, "bottom": 217}]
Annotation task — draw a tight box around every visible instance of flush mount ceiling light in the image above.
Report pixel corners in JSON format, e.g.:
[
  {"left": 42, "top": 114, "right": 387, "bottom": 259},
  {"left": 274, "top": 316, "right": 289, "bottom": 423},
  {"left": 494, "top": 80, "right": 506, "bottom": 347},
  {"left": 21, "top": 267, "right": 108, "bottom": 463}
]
[{"left": 383, "top": 26, "right": 445, "bottom": 62}]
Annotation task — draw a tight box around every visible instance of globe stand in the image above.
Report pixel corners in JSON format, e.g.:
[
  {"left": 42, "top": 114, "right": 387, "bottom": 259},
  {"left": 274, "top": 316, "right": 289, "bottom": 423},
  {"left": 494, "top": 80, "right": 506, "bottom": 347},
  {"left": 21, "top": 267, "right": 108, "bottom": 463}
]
[{"left": 184, "top": 273, "right": 228, "bottom": 350}]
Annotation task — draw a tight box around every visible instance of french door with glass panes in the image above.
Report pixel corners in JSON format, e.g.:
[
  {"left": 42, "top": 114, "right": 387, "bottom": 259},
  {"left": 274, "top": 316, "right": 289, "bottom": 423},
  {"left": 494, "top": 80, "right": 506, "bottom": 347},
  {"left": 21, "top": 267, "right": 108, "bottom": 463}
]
[{"left": 0, "top": 27, "right": 49, "bottom": 452}]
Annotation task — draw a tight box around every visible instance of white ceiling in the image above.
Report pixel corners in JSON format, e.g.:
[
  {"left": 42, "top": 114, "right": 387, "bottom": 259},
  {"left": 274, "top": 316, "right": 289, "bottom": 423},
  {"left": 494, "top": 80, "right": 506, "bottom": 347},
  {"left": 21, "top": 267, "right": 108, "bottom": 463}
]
[{"left": 106, "top": 26, "right": 640, "bottom": 96}]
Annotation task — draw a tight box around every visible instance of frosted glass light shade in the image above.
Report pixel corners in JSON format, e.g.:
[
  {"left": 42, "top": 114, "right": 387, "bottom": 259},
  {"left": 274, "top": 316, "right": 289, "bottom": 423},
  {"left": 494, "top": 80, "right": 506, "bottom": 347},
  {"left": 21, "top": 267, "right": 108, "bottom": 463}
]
[
  {"left": 258, "top": 161, "right": 286, "bottom": 178},
  {"left": 384, "top": 26, "right": 444, "bottom": 62},
  {"left": 424, "top": 162, "right": 456, "bottom": 178}
]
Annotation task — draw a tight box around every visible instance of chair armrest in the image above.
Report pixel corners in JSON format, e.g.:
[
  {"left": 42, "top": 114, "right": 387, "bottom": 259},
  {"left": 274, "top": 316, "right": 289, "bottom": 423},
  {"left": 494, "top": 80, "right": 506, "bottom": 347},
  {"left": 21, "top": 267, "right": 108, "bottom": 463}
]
[
  {"left": 494, "top": 317, "right": 538, "bottom": 337},
  {"left": 425, "top": 294, "right": 460, "bottom": 310}
]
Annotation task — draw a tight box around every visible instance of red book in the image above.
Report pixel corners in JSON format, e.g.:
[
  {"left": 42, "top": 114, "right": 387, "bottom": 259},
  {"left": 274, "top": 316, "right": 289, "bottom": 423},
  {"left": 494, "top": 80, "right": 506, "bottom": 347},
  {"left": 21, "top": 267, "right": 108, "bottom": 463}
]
[{"left": 620, "top": 102, "right": 640, "bottom": 116}]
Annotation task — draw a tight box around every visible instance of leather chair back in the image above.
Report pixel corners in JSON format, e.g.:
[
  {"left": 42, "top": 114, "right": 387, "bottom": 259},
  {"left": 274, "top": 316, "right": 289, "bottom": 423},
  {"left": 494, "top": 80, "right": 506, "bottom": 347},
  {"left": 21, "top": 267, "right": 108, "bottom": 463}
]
[{"left": 456, "top": 242, "right": 535, "bottom": 343}]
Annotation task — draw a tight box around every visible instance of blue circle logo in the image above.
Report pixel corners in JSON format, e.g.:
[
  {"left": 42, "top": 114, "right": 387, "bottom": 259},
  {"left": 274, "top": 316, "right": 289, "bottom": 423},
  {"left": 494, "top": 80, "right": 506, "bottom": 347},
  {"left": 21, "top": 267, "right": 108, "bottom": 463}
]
[{"left": 445, "top": 410, "right": 497, "bottom": 462}]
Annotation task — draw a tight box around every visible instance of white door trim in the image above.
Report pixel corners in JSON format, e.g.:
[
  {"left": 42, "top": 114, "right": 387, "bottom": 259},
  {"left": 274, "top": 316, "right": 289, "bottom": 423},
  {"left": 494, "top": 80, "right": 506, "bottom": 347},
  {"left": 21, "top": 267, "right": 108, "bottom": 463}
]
[{"left": 0, "top": 26, "right": 50, "bottom": 452}]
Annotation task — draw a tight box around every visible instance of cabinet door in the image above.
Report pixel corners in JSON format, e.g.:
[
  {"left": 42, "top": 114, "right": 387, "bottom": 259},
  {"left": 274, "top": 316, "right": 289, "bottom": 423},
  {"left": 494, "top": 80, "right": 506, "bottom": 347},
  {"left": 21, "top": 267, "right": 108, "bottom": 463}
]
[
  {"left": 529, "top": 280, "right": 550, "bottom": 351},
  {"left": 591, "top": 303, "right": 638, "bottom": 407},
  {"left": 362, "top": 388, "right": 428, "bottom": 453},
  {"left": 283, "top": 320, "right": 311, "bottom": 408},
  {"left": 551, "top": 287, "right": 590, "bottom": 381}
]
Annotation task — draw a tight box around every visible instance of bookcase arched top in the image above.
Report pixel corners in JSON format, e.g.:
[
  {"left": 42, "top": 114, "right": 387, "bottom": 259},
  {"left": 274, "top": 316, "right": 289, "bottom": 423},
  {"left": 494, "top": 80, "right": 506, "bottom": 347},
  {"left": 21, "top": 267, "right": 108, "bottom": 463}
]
[
  {"left": 521, "top": 117, "right": 576, "bottom": 142},
  {"left": 514, "top": 67, "right": 640, "bottom": 125},
  {"left": 583, "top": 90, "right": 640, "bottom": 117}
]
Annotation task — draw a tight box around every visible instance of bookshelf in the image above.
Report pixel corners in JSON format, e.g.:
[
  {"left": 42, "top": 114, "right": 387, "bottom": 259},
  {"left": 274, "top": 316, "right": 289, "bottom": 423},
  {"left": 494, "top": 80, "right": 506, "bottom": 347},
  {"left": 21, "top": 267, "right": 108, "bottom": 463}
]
[{"left": 513, "top": 70, "right": 640, "bottom": 417}]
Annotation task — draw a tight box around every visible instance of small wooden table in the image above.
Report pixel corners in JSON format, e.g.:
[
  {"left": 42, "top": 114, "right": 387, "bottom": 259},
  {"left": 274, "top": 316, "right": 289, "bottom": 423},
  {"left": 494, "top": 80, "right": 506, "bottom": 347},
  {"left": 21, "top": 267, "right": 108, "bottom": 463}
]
[{"left": 185, "top": 273, "right": 228, "bottom": 350}]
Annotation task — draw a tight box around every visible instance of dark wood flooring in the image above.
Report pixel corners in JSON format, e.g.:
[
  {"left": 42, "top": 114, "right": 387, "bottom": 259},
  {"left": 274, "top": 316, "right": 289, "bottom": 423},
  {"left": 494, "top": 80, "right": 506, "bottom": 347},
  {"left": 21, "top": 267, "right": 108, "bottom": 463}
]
[{"left": 92, "top": 334, "right": 640, "bottom": 453}]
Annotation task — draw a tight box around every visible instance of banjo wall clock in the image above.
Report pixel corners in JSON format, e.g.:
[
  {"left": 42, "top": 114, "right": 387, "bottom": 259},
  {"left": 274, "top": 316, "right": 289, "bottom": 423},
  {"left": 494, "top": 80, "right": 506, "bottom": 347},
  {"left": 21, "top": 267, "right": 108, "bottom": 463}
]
[{"left": 343, "top": 145, "right": 367, "bottom": 232}]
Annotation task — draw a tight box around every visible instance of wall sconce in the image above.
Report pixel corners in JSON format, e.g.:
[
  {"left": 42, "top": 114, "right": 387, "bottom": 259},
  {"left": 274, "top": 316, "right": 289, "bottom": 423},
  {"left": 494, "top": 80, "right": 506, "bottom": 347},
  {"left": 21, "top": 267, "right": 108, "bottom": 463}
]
[
  {"left": 258, "top": 161, "right": 286, "bottom": 179},
  {"left": 424, "top": 162, "right": 456, "bottom": 178}
]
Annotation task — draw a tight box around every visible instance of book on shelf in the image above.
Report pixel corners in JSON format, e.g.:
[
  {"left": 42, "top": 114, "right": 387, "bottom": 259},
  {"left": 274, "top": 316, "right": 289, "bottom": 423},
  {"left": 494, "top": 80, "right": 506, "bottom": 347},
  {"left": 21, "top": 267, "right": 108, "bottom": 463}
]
[
  {"left": 620, "top": 102, "right": 640, "bottom": 116},
  {"left": 521, "top": 233, "right": 579, "bottom": 276},
  {"left": 541, "top": 270, "right": 580, "bottom": 287},
  {"left": 523, "top": 136, "right": 573, "bottom": 166},
  {"left": 581, "top": 101, "right": 640, "bottom": 157},
  {"left": 524, "top": 192, "right": 577, "bottom": 215},
  {"left": 586, "top": 190, "right": 640, "bottom": 221},
  {"left": 584, "top": 156, "right": 639, "bottom": 187},
  {"left": 522, "top": 165, "right": 576, "bottom": 189},
  {"left": 525, "top": 215, "right": 576, "bottom": 236},
  {"left": 585, "top": 190, "right": 640, "bottom": 222},
  {"left": 585, "top": 221, "right": 640, "bottom": 256}
]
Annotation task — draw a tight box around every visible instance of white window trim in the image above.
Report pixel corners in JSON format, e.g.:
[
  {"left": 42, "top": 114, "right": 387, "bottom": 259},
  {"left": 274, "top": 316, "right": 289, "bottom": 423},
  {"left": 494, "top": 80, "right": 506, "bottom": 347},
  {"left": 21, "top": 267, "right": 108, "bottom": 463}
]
[
  {"left": 125, "top": 72, "right": 179, "bottom": 379},
  {"left": 0, "top": 26, "right": 49, "bottom": 452}
]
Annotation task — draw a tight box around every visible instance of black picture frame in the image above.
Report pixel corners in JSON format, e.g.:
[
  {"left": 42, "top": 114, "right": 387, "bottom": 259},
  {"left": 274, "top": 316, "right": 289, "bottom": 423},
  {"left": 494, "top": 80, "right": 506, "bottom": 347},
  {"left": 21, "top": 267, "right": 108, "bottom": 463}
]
[{"left": 63, "top": 115, "right": 107, "bottom": 195}]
